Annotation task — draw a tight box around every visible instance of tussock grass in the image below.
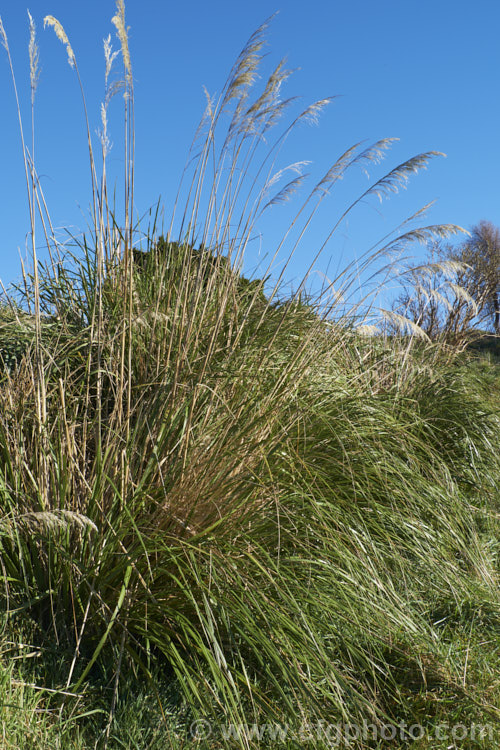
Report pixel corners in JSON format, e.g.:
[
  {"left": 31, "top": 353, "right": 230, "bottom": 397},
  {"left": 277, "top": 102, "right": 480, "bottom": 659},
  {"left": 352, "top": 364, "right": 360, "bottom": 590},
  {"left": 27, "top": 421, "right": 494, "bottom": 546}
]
[{"left": 0, "top": 4, "right": 499, "bottom": 749}]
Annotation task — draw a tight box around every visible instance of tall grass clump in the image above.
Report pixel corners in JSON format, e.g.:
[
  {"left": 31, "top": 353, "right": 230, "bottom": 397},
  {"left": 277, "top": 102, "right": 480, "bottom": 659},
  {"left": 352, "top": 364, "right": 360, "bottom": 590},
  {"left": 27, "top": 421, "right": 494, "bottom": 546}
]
[{"left": 0, "top": 4, "right": 499, "bottom": 748}]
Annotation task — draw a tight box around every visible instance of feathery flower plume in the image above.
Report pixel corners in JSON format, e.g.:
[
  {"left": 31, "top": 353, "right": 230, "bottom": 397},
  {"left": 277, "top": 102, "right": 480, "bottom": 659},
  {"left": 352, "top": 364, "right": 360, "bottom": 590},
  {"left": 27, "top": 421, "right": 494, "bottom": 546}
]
[
  {"left": 380, "top": 309, "right": 431, "bottom": 341},
  {"left": 43, "top": 15, "right": 75, "bottom": 68},
  {"left": 0, "top": 510, "right": 98, "bottom": 536},
  {"left": 28, "top": 11, "right": 40, "bottom": 101},
  {"left": 99, "top": 35, "right": 121, "bottom": 155},
  {"left": 103, "top": 33, "right": 119, "bottom": 84},
  {"left": 297, "top": 97, "right": 334, "bottom": 127},
  {"left": 111, "top": 0, "right": 132, "bottom": 88},
  {"left": 99, "top": 102, "right": 111, "bottom": 156},
  {"left": 0, "top": 16, "right": 8, "bottom": 51}
]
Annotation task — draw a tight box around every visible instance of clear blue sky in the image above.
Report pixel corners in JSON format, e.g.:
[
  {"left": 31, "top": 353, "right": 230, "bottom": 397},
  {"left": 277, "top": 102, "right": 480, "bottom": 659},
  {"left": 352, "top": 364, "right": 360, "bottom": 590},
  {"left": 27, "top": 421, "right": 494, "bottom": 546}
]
[{"left": 1, "top": 0, "right": 499, "bottom": 308}]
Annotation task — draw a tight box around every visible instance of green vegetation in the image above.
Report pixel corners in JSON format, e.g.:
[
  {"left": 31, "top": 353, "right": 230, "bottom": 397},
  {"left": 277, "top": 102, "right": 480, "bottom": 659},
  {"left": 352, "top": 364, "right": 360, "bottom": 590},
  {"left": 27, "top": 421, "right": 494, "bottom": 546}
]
[{"left": 0, "top": 4, "right": 499, "bottom": 749}]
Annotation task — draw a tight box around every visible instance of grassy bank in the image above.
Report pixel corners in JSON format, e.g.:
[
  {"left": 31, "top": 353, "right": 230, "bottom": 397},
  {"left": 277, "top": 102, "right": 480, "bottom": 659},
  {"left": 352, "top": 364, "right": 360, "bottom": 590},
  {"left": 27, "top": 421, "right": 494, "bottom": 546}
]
[{"left": 0, "top": 4, "right": 499, "bottom": 748}]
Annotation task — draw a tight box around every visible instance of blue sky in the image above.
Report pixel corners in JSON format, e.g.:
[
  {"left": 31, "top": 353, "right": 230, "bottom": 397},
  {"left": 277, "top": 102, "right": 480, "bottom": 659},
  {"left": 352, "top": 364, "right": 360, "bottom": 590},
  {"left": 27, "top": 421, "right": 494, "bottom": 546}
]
[{"left": 1, "top": 0, "right": 499, "bottom": 309}]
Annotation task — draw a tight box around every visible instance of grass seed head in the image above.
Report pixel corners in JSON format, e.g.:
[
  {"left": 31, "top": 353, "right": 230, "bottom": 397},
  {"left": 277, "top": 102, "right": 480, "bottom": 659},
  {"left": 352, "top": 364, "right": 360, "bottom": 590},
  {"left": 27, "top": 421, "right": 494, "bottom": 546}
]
[
  {"left": 111, "top": 0, "right": 132, "bottom": 88},
  {"left": 28, "top": 11, "right": 40, "bottom": 98},
  {"left": 0, "top": 16, "right": 8, "bottom": 51},
  {"left": 43, "top": 15, "right": 75, "bottom": 68}
]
